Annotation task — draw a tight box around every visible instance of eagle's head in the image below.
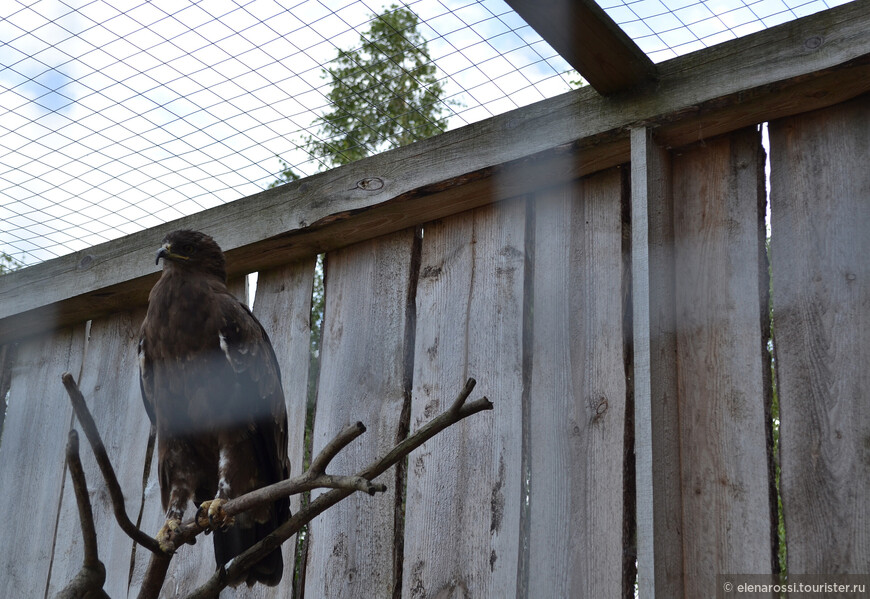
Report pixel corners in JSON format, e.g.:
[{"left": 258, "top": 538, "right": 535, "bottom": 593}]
[{"left": 156, "top": 229, "right": 227, "bottom": 281}]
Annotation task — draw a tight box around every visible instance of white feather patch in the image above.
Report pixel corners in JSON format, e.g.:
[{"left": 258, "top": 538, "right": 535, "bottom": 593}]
[
  {"left": 218, "top": 448, "right": 231, "bottom": 495},
  {"left": 218, "top": 332, "right": 232, "bottom": 364}
]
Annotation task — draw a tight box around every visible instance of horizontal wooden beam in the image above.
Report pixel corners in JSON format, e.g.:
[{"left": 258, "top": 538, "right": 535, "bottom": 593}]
[
  {"left": 1, "top": 0, "right": 869, "bottom": 343},
  {"left": 505, "top": 0, "right": 657, "bottom": 94}
]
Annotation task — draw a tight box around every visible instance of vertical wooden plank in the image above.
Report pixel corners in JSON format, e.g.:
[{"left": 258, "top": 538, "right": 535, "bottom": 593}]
[
  {"left": 402, "top": 199, "right": 526, "bottom": 598},
  {"left": 672, "top": 127, "right": 772, "bottom": 594},
  {"left": 253, "top": 261, "right": 314, "bottom": 516},
  {"left": 305, "top": 229, "right": 416, "bottom": 598},
  {"left": 0, "top": 326, "right": 86, "bottom": 597},
  {"left": 528, "top": 169, "right": 626, "bottom": 598},
  {"left": 47, "top": 311, "right": 150, "bottom": 598},
  {"left": 227, "top": 275, "right": 249, "bottom": 307},
  {"left": 630, "top": 127, "right": 656, "bottom": 599},
  {"left": 769, "top": 96, "right": 870, "bottom": 575},
  {"left": 251, "top": 259, "right": 315, "bottom": 598}
]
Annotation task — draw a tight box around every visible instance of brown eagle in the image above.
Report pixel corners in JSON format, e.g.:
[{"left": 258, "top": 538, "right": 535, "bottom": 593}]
[{"left": 138, "top": 229, "right": 290, "bottom": 586}]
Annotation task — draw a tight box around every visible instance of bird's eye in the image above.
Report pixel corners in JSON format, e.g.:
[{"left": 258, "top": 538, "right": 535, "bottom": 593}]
[{"left": 183, "top": 244, "right": 194, "bottom": 254}]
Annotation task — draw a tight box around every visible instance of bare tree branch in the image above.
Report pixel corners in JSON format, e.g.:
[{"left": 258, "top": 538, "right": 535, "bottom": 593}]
[
  {"left": 156, "top": 422, "right": 392, "bottom": 553},
  {"left": 61, "top": 372, "right": 164, "bottom": 555},
  {"left": 53, "top": 430, "right": 110, "bottom": 599},
  {"left": 59, "top": 372, "right": 491, "bottom": 598},
  {"left": 309, "top": 420, "right": 366, "bottom": 474},
  {"left": 137, "top": 554, "right": 171, "bottom": 599},
  {"left": 185, "top": 378, "right": 492, "bottom": 596}
]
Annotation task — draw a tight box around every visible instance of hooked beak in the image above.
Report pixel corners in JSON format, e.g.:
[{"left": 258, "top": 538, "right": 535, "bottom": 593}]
[{"left": 155, "top": 245, "right": 170, "bottom": 265}]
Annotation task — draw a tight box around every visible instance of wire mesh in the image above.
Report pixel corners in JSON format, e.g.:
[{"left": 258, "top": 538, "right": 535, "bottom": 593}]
[
  {"left": 0, "top": 0, "right": 853, "bottom": 266},
  {"left": 602, "top": 0, "right": 853, "bottom": 62}
]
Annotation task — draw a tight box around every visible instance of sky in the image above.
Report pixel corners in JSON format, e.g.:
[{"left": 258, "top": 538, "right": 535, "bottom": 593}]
[{"left": 0, "top": 0, "right": 850, "bottom": 266}]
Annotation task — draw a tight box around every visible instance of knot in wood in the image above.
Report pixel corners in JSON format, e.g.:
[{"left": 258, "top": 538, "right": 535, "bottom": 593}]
[
  {"left": 355, "top": 177, "right": 384, "bottom": 191},
  {"left": 78, "top": 254, "right": 94, "bottom": 269},
  {"left": 591, "top": 397, "right": 609, "bottom": 424},
  {"left": 804, "top": 35, "right": 823, "bottom": 50}
]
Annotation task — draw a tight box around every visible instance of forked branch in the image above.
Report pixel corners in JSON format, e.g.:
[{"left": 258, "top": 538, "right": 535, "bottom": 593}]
[
  {"left": 61, "top": 373, "right": 164, "bottom": 555},
  {"left": 187, "top": 378, "right": 491, "bottom": 597},
  {"left": 59, "top": 373, "right": 492, "bottom": 599},
  {"left": 53, "top": 430, "right": 110, "bottom": 599}
]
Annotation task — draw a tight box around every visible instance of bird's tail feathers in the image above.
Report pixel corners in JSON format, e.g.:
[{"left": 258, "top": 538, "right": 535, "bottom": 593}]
[{"left": 213, "top": 518, "right": 283, "bottom": 587}]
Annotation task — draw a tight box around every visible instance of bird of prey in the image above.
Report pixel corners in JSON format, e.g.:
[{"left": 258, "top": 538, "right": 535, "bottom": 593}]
[{"left": 138, "top": 229, "right": 290, "bottom": 587}]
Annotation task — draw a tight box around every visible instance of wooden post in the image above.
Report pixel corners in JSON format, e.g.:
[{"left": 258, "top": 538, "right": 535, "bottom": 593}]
[
  {"left": 634, "top": 128, "right": 686, "bottom": 598},
  {"left": 632, "top": 126, "right": 688, "bottom": 598},
  {"left": 631, "top": 127, "right": 656, "bottom": 599}
]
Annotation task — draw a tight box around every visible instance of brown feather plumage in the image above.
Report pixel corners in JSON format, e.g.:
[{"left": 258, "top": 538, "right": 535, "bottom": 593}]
[{"left": 138, "top": 230, "right": 289, "bottom": 587}]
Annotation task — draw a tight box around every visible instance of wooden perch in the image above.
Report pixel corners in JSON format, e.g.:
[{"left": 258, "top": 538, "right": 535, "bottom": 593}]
[
  {"left": 59, "top": 373, "right": 492, "bottom": 599},
  {"left": 53, "top": 430, "right": 110, "bottom": 599},
  {"left": 188, "top": 378, "right": 491, "bottom": 597},
  {"left": 61, "top": 372, "right": 164, "bottom": 555}
]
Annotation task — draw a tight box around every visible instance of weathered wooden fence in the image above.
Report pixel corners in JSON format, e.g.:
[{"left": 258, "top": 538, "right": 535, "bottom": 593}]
[{"left": 1, "top": 3, "right": 869, "bottom": 598}]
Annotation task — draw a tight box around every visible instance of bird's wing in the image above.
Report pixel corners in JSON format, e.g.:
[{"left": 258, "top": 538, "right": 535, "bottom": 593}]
[
  {"left": 138, "top": 325, "right": 156, "bottom": 427},
  {"left": 216, "top": 291, "right": 290, "bottom": 484}
]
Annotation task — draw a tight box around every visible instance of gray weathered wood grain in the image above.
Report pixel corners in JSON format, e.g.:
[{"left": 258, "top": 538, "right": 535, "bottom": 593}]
[
  {"left": 769, "top": 95, "right": 870, "bottom": 575},
  {"left": 527, "top": 169, "right": 627, "bottom": 597},
  {"left": 3, "top": 1, "right": 869, "bottom": 342},
  {"left": 631, "top": 127, "right": 656, "bottom": 599},
  {"left": 672, "top": 128, "right": 773, "bottom": 594},
  {"left": 0, "top": 344, "right": 14, "bottom": 444},
  {"left": 634, "top": 128, "right": 685, "bottom": 598},
  {"left": 252, "top": 260, "right": 314, "bottom": 516},
  {"left": 248, "top": 260, "right": 315, "bottom": 598},
  {"left": 47, "top": 310, "right": 150, "bottom": 598},
  {"left": 0, "top": 326, "right": 86, "bottom": 597},
  {"left": 402, "top": 198, "right": 526, "bottom": 598},
  {"left": 304, "top": 230, "right": 416, "bottom": 598}
]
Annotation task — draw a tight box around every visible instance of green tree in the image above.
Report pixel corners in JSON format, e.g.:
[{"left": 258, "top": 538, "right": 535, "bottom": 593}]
[
  {"left": 272, "top": 4, "right": 452, "bottom": 185},
  {"left": 305, "top": 4, "right": 451, "bottom": 167},
  {"left": 270, "top": 3, "right": 453, "bottom": 402},
  {"left": 267, "top": 156, "right": 300, "bottom": 189},
  {"left": 0, "top": 252, "right": 22, "bottom": 275}
]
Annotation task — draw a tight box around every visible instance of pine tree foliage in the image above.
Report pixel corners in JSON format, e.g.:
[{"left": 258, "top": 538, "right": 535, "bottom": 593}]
[
  {"left": 0, "top": 252, "right": 22, "bottom": 275},
  {"left": 305, "top": 5, "right": 451, "bottom": 168}
]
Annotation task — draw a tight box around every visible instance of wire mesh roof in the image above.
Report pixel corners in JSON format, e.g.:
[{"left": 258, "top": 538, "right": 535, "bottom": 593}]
[{"left": 0, "top": 0, "right": 853, "bottom": 266}]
